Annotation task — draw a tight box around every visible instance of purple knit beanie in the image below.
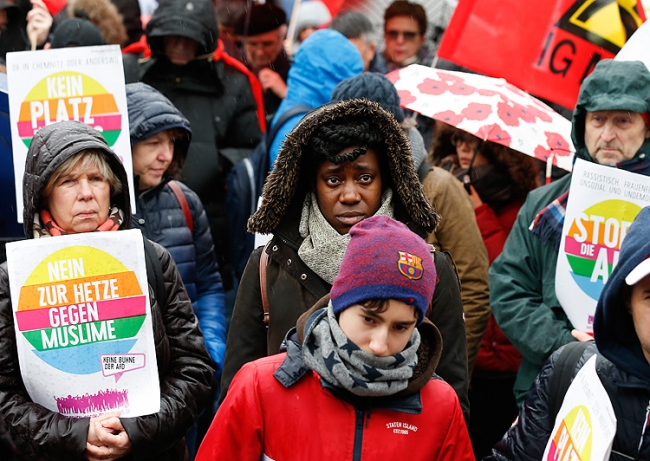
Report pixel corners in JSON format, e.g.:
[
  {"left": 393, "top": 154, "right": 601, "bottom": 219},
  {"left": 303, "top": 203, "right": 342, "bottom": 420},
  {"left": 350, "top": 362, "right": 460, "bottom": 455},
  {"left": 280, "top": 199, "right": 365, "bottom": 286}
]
[{"left": 330, "top": 216, "right": 436, "bottom": 325}]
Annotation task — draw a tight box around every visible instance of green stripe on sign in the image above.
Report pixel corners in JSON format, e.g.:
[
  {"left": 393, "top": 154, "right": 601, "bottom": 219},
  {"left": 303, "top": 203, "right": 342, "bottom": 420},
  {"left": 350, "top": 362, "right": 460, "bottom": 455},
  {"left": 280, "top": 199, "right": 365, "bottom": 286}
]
[{"left": 23, "top": 316, "right": 146, "bottom": 351}]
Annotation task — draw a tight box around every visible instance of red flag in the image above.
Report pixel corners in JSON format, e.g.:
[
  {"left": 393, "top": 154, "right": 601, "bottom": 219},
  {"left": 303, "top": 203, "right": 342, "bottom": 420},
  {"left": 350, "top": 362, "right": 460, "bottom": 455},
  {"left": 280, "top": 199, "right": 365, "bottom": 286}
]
[{"left": 437, "top": 0, "right": 646, "bottom": 110}]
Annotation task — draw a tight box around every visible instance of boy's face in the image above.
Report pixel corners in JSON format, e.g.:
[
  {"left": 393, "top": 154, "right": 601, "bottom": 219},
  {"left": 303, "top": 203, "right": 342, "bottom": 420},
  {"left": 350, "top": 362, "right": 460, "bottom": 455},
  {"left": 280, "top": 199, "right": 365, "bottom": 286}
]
[
  {"left": 338, "top": 300, "right": 417, "bottom": 357},
  {"left": 628, "top": 273, "right": 650, "bottom": 365}
]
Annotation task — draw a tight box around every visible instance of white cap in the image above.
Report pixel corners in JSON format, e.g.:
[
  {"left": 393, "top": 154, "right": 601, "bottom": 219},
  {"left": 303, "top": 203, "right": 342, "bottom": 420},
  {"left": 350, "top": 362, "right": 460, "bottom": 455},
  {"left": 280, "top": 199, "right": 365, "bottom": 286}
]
[{"left": 625, "top": 256, "right": 650, "bottom": 285}]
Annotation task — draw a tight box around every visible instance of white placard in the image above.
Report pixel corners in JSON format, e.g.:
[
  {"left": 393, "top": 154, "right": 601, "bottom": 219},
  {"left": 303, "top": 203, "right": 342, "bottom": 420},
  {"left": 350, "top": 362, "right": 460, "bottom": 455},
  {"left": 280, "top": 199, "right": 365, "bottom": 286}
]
[
  {"left": 6, "top": 45, "right": 135, "bottom": 223},
  {"left": 616, "top": 20, "right": 650, "bottom": 71},
  {"left": 555, "top": 159, "right": 650, "bottom": 332},
  {"left": 6, "top": 229, "right": 160, "bottom": 417},
  {"left": 543, "top": 355, "right": 616, "bottom": 461}
]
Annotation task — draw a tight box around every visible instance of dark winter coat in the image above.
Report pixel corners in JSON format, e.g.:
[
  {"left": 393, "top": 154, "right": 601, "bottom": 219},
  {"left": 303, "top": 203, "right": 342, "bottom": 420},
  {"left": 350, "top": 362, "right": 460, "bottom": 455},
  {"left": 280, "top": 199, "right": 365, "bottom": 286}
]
[
  {"left": 127, "top": 82, "right": 226, "bottom": 374},
  {"left": 220, "top": 99, "right": 470, "bottom": 421},
  {"left": 0, "top": 121, "right": 214, "bottom": 460},
  {"left": 489, "top": 60, "right": 650, "bottom": 405},
  {"left": 122, "top": 0, "right": 263, "bottom": 286},
  {"left": 486, "top": 187, "right": 650, "bottom": 461}
]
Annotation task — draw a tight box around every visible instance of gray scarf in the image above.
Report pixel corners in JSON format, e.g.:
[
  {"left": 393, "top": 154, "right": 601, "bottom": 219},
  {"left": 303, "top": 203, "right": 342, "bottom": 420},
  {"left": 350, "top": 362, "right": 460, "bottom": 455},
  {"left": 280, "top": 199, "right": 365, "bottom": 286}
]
[
  {"left": 302, "top": 303, "right": 420, "bottom": 397},
  {"left": 297, "top": 189, "right": 394, "bottom": 284}
]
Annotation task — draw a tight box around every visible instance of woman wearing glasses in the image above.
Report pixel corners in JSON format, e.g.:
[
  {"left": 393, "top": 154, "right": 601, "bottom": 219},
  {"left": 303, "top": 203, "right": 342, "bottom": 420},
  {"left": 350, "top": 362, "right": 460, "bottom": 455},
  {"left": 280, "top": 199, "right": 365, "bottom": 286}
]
[{"left": 382, "top": 1, "right": 432, "bottom": 72}]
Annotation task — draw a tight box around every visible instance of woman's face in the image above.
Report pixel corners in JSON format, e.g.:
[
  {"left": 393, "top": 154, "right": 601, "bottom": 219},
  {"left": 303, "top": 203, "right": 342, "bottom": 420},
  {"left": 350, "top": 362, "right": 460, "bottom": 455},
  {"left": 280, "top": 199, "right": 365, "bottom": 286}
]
[
  {"left": 315, "top": 147, "right": 383, "bottom": 235},
  {"left": 132, "top": 131, "right": 174, "bottom": 190},
  {"left": 46, "top": 162, "right": 111, "bottom": 234},
  {"left": 456, "top": 137, "right": 488, "bottom": 169}
]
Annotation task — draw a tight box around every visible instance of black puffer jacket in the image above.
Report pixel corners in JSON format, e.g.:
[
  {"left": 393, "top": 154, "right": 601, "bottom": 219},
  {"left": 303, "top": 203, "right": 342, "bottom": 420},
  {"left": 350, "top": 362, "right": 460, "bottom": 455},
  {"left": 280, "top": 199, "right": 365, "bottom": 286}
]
[
  {"left": 486, "top": 343, "right": 650, "bottom": 461},
  {"left": 1, "top": 121, "right": 214, "bottom": 460},
  {"left": 220, "top": 99, "right": 470, "bottom": 421},
  {"left": 122, "top": 0, "right": 263, "bottom": 287}
]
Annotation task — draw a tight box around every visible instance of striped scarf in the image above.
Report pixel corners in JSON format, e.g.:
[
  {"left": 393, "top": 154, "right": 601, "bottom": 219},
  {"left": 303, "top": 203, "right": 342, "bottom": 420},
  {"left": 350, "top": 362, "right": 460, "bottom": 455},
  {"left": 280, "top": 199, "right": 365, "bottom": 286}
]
[{"left": 530, "top": 191, "right": 569, "bottom": 251}]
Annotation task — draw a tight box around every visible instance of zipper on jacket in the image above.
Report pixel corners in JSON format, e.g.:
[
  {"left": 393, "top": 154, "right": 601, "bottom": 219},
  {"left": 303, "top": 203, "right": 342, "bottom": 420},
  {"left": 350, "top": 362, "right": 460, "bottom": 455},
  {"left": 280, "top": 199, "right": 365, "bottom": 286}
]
[
  {"left": 637, "top": 402, "right": 650, "bottom": 455},
  {"left": 352, "top": 409, "right": 365, "bottom": 461}
]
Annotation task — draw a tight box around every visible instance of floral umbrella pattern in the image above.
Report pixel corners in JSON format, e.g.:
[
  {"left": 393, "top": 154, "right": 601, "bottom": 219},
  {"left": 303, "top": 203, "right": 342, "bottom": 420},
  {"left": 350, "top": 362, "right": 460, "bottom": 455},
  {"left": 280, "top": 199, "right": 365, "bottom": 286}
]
[{"left": 387, "top": 64, "right": 575, "bottom": 172}]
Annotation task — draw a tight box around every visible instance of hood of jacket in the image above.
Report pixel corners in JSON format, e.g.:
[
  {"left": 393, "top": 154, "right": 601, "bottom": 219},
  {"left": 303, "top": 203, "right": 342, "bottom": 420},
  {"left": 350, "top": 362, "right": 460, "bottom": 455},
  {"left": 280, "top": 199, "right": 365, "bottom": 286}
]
[
  {"left": 594, "top": 206, "right": 650, "bottom": 382},
  {"left": 249, "top": 98, "right": 440, "bottom": 236},
  {"left": 571, "top": 59, "right": 650, "bottom": 165},
  {"left": 271, "top": 29, "right": 363, "bottom": 125},
  {"left": 295, "top": 295, "right": 443, "bottom": 396},
  {"left": 126, "top": 82, "right": 192, "bottom": 167},
  {"left": 22, "top": 120, "right": 132, "bottom": 236},
  {"left": 145, "top": 0, "right": 219, "bottom": 57}
]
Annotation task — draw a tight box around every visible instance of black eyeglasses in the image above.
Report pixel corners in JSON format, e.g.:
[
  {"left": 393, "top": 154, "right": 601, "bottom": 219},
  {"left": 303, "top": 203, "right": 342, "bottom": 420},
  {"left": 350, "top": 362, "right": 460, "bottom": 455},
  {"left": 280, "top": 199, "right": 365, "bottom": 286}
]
[{"left": 385, "top": 30, "right": 420, "bottom": 41}]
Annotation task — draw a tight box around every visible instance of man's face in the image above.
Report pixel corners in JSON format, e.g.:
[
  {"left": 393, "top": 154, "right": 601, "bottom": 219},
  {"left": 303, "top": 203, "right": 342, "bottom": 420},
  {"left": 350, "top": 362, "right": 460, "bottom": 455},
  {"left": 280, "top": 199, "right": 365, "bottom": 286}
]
[
  {"left": 628, "top": 274, "right": 650, "bottom": 365},
  {"left": 164, "top": 35, "right": 200, "bottom": 66},
  {"left": 0, "top": 10, "right": 8, "bottom": 30},
  {"left": 348, "top": 37, "right": 376, "bottom": 72},
  {"left": 383, "top": 16, "right": 424, "bottom": 65},
  {"left": 584, "top": 110, "right": 650, "bottom": 165},
  {"left": 244, "top": 28, "right": 284, "bottom": 69}
]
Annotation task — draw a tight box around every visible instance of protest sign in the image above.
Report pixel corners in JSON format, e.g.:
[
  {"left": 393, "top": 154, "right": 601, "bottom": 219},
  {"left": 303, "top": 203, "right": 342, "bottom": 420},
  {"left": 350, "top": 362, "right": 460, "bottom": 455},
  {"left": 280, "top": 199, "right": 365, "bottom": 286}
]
[
  {"left": 556, "top": 158, "right": 650, "bottom": 332},
  {"left": 6, "top": 45, "right": 135, "bottom": 223},
  {"left": 6, "top": 229, "right": 160, "bottom": 418},
  {"left": 615, "top": 19, "right": 650, "bottom": 70},
  {"left": 543, "top": 355, "right": 616, "bottom": 461}
]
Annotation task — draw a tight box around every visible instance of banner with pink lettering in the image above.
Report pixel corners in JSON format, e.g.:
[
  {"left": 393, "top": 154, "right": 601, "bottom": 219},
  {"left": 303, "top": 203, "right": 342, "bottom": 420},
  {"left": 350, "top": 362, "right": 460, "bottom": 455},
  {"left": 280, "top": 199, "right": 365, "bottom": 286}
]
[
  {"left": 6, "top": 229, "right": 160, "bottom": 418},
  {"left": 555, "top": 159, "right": 650, "bottom": 333},
  {"left": 5, "top": 45, "right": 135, "bottom": 222}
]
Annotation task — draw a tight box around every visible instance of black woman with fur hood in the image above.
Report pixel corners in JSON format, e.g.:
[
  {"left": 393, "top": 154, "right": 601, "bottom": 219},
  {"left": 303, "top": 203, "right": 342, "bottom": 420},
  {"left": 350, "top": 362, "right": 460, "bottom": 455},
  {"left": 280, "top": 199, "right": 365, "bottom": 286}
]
[
  {"left": 220, "top": 99, "right": 470, "bottom": 421},
  {"left": 487, "top": 205, "right": 650, "bottom": 460},
  {"left": 0, "top": 121, "right": 213, "bottom": 460}
]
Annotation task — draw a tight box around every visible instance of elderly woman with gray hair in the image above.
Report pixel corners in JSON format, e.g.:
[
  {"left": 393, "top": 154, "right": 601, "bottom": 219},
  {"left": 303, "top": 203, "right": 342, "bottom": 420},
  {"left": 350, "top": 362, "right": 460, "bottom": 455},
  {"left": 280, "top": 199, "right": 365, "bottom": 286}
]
[{"left": 0, "top": 121, "right": 213, "bottom": 461}]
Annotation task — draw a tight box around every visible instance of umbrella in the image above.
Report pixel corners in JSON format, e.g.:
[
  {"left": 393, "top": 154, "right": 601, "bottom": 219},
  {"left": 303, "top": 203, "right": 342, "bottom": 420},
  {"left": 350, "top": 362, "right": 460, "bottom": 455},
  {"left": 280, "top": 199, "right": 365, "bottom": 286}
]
[{"left": 387, "top": 64, "right": 575, "bottom": 172}]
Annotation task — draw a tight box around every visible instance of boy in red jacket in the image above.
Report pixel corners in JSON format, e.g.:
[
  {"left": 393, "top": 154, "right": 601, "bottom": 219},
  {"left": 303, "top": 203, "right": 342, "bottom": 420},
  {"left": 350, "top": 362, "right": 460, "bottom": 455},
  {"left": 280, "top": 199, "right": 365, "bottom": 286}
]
[{"left": 196, "top": 216, "right": 474, "bottom": 460}]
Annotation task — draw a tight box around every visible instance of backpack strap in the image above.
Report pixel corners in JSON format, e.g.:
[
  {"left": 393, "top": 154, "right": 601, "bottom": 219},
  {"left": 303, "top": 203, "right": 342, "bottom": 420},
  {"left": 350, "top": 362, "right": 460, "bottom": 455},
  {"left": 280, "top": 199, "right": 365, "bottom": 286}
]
[
  {"left": 548, "top": 341, "right": 592, "bottom": 419},
  {"left": 260, "top": 241, "right": 272, "bottom": 327},
  {"left": 168, "top": 180, "right": 194, "bottom": 234},
  {"left": 143, "top": 235, "right": 167, "bottom": 314},
  {"left": 426, "top": 244, "right": 436, "bottom": 319}
]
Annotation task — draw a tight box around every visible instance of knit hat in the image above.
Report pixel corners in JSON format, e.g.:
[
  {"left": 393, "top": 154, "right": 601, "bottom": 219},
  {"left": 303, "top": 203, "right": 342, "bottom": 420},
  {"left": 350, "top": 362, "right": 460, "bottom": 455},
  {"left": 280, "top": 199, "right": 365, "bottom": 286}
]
[
  {"left": 294, "top": 1, "right": 331, "bottom": 40},
  {"left": 331, "top": 73, "right": 405, "bottom": 123},
  {"left": 234, "top": 3, "right": 287, "bottom": 36},
  {"left": 51, "top": 18, "right": 105, "bottom": 48},
  {"left": 330, "top": 216, "right": 436, "bottom": 325}
]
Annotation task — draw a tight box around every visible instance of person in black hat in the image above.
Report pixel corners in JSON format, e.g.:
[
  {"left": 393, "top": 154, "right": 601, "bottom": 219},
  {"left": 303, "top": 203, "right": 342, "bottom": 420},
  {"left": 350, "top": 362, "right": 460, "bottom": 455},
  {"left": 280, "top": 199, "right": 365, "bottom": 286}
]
[
  {"left": 45, "top": 17, "right": 104, "bottom": 48},
  {"left": 0, "top": 0, "right": 28, "bottom": 59},
  {"left": 234, "top": 2, "right": 290, "bottom": 120}
]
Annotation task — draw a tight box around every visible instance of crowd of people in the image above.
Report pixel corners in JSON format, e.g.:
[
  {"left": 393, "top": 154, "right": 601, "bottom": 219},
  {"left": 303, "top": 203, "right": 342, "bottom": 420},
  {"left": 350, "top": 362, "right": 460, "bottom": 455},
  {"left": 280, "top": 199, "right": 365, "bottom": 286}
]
[{"left": 1, "top": 0, "right": 650, "bottom": 460}]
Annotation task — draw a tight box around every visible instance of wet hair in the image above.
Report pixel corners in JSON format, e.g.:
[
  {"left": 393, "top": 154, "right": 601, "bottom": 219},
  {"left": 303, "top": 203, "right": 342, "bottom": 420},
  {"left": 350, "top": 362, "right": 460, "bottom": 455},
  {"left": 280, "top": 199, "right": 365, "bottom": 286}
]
[
  {"left": 330, "top": 11, "right": 374, "bottom": 45},
  {"left": 450, "top": 129, "right": 540, "bottom": 193},
  {"left": 384, "top": 1, "right": 427, "bottom": 36},
  {"left": 162, "top": 127, "right": 190, "bottom": 178},
  {"left": 361, "top": 298, "right": 420, "bottom": 321},
  {"left": 301, "top": 117, "right": 391, "bottom": 190},
  {"left": 41, "top": 150, "right": 122, "bottom": 206}
]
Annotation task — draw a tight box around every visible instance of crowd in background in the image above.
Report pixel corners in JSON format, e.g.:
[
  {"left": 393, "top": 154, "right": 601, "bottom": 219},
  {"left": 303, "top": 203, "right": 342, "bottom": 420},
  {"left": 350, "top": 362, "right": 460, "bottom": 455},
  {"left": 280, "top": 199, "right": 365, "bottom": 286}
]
[{"left": 1, "top": 0, "right": 650, "bottom": 460}]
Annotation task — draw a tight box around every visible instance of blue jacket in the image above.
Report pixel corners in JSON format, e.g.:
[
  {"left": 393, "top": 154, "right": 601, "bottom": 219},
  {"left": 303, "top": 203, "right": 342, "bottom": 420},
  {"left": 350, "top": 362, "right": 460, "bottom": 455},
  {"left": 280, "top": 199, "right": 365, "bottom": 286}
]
[
  {"left": 127, "top": 82, "right": 226, "bottom": 376},
  {"left": 133, "top": 178, "right": 226, "bottom": 375},
  {"left": 268, "top": 29, "right": 363, "bottom": 167}
]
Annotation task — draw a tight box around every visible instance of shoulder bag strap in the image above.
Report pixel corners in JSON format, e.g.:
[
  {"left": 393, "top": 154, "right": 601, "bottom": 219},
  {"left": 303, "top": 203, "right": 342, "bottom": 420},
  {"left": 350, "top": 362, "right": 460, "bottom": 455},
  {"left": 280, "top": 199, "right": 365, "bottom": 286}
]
[
  {"left": 168, "top": 180, "right": 194, "bottom": 234},
  {"left": 260, "top": 241, "right": 272, "bottom": 327},
  {"left": 548, "top": 341, "right": 592, "bottom": 419}
]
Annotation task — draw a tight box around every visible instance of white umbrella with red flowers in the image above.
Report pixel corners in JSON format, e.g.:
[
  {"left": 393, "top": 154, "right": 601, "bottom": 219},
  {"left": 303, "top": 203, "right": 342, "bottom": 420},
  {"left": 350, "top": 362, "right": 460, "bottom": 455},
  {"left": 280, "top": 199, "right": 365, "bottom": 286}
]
[{"left": 387, "top": 64, "right": 575, "bottom": 172}]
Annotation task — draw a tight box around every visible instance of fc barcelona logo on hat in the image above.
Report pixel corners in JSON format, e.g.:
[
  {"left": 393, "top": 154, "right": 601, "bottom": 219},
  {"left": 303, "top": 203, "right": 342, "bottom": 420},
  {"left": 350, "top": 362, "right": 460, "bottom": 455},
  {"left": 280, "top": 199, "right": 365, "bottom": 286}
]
[{"left": 398, "top": 251, "right": 424, "bottom": 280}]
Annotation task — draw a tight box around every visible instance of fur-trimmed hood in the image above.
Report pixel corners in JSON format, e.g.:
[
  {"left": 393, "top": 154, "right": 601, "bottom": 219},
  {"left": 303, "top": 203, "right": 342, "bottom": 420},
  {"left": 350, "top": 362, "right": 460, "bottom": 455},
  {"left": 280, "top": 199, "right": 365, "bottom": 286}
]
[{"left": 248, "top": 99, "right": 440, "bottom": 236}]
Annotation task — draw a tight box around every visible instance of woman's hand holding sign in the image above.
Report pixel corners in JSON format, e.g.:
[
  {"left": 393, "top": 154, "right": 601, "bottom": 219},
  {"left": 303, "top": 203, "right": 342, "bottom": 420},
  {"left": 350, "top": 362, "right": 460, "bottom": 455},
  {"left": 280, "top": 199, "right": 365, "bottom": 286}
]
[{"left": 85, "top": 411, "right": 132, "bottom": 460}]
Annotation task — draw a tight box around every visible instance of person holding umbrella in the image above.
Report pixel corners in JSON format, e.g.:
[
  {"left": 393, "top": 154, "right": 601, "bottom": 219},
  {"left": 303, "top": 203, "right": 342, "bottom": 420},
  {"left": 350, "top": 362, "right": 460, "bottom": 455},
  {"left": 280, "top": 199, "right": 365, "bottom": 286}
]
[{"left": 431, "top": 126, "right": 541, "bottom": 458}]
